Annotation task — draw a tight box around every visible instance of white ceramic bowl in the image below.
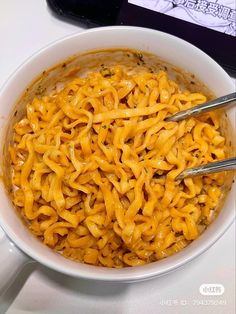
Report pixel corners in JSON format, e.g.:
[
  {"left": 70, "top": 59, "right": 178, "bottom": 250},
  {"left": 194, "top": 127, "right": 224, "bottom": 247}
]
[{"left": 0, "top": 26, "right": 235, "bottom": 290}]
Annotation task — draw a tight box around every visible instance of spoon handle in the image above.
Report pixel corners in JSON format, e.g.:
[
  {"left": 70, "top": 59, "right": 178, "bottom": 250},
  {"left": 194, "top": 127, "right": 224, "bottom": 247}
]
[
  {"left": 176, "top": 157, "right": 236, "bottom": 180},
  {"left": 166, "top": 92, "right": 236, "bottom": 122}
]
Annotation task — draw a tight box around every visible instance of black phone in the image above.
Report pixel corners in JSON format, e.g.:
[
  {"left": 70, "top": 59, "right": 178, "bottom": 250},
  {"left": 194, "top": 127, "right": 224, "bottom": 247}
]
[{"left": 47, "top": 0, "right": 236, "bottom": 76}]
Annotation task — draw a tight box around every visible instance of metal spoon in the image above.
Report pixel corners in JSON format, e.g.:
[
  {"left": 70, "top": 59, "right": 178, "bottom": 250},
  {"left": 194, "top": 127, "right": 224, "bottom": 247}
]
[
  {"left": 176, "top": 157, "right": 236, "bottom": 180},
  {"left": 166, "top": 92, "right": 236, "bottom": 122}
]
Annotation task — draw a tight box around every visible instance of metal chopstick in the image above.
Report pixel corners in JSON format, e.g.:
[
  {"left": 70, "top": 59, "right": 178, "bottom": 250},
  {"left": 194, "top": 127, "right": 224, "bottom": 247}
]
[
  {"left": 166, "top": 92, "right": 236, "bottom": 122},
  {"left": 176, "top": 157, "right": 236, "bottom": 180}
]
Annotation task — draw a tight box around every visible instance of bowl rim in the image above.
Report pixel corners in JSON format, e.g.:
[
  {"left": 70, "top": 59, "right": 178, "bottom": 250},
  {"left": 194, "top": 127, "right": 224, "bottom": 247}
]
[{"left": 0, "top": 25, "right": 235, "bottom": 282}]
